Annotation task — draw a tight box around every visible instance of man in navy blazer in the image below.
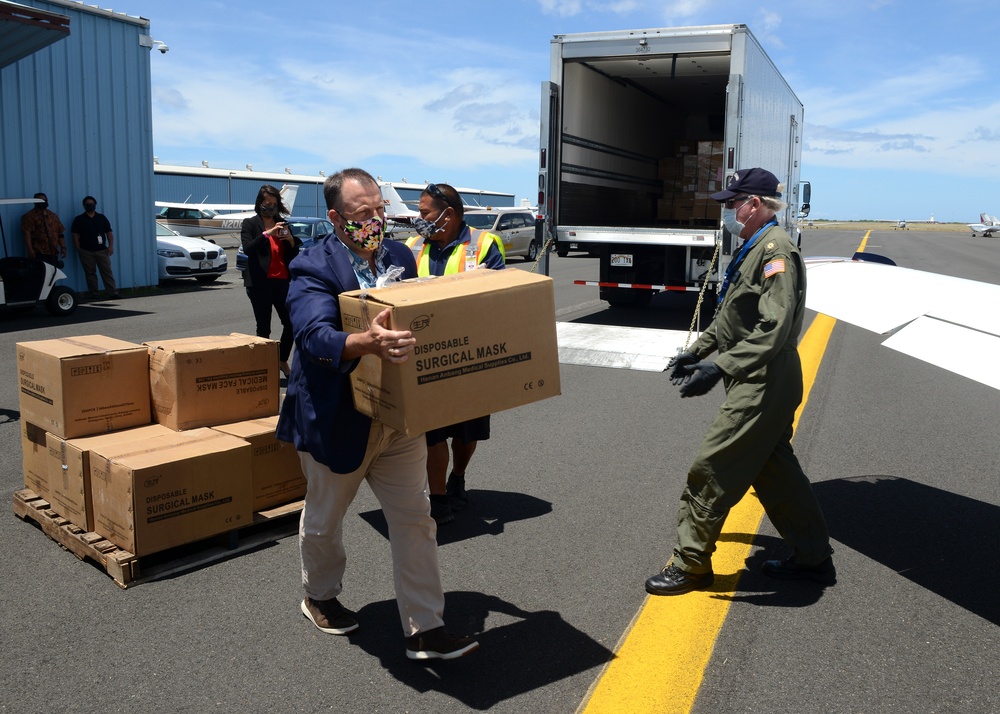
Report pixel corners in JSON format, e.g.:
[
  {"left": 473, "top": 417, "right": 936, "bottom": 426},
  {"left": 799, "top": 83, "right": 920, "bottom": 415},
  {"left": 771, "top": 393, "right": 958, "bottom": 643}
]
[{"left": 277, "top": 167, "right": 479, "bottom": 661}]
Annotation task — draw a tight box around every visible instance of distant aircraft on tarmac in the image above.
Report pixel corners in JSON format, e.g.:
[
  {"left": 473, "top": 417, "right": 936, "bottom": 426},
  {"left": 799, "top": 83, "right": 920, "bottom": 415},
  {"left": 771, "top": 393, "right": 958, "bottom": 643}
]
[
  {"left": 805, "top": 214, "right": 937, "bottom": 229},
  {"left": 155, "top": 184, "right": 298, "bottom": 239},
  {"left": 967, "top": 213, "right": 1000, "bottom": 237},
  {"left": 879, "top": 214, "right": 936, "bottom": 230}
]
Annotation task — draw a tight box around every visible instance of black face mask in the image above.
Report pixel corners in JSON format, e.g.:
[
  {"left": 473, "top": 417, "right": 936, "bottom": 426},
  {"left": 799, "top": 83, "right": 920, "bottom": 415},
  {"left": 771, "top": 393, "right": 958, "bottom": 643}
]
[
  {"left": 84, "top": 202, "right": 96, "bottom": 212},
  {"left": 38, "top": 202, "right": 48, "bottom": 210},
  {"left": 260, "top": 204, "right": 277, "bottom": 218}
]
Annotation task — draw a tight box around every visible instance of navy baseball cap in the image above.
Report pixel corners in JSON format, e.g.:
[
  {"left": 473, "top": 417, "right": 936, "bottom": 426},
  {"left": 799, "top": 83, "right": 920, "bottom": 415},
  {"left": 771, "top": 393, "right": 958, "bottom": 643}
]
[{"left": 710, "top": 168, "right": 781, "bottom": 202}]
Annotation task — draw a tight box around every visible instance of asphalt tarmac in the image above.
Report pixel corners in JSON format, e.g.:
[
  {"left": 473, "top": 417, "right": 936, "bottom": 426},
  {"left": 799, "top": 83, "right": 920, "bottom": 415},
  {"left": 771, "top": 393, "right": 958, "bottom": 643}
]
[{"left": 1, "top": 229, "right": 997, "bottom": 713}]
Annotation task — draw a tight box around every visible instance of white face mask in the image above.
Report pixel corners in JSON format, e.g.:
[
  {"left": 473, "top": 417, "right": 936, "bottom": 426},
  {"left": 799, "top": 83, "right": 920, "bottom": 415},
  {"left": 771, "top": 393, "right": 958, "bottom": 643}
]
[{"left": 721, "top": 207, "right": 745, "bottom": 238}]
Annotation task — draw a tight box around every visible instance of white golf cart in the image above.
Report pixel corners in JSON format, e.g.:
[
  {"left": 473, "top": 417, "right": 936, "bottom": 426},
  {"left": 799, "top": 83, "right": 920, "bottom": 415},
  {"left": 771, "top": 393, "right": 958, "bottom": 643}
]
[{"left": 0, "top": 198, "right": 77, "bottom": 316}]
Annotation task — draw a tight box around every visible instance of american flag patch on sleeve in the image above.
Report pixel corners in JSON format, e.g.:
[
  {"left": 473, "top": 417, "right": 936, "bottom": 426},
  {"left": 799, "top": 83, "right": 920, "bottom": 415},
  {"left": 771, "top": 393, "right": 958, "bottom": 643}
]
[{"left": 763, "top": 259, "right": 786, "bottom": 278}]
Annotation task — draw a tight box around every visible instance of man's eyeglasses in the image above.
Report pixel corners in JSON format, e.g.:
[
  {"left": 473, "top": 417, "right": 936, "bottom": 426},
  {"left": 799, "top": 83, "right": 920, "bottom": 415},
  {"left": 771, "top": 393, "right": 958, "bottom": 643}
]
[{"left": 724, "top": 195, "right": 753, "bottom": 209}]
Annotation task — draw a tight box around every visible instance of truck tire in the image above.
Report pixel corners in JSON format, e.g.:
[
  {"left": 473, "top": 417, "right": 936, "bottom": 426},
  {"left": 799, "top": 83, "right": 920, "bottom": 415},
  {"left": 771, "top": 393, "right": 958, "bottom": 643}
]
[{"left": 45, "top": 286, "right": 78, "bottom": 316}]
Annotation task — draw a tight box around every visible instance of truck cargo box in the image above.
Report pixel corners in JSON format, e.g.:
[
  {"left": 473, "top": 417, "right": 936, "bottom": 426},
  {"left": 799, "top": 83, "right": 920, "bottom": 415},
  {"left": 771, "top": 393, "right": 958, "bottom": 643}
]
[{"left": 539, "top": 24, "right": 807, "bottom": 307}]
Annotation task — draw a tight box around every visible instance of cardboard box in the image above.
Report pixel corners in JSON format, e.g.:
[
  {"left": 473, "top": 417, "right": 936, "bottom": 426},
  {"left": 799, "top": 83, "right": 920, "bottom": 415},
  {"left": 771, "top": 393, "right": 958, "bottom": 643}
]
[
  {"left": 46, "top": 424, "right": 180, "bottom": 532},
  {"left": 211, "top": 416, "right": 306, "bottom": 512},
  {"left": 89, "top": 428, "right": 253, "bottom": 556},
  {"left": 339, "top": 269, "right": 560, "bottom": 436},
  {"left": 145, "top": 333, "right": 279, "bottom": 430},
  {"left": 22, "top": 421, "right": 51, "bottom": 501},
  {"left": 16, "top": 336, "right": 151, "bottom": 438}
]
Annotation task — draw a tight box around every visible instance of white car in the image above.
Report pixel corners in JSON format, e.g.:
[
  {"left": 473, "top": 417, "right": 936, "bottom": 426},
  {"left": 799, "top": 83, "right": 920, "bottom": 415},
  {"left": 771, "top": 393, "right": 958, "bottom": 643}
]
[
  {"left": 463, "top": 208, "right": 540, "bottom": 262},
  {"left": 156, "top": 222, "right": 228, "bottom": 282}
]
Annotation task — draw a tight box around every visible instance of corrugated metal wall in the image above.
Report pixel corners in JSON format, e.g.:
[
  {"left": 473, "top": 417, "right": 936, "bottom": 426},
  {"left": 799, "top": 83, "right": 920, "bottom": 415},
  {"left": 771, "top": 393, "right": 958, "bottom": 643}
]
[{"left": 0, "top": 0, "right": 157, "bottom": 291}]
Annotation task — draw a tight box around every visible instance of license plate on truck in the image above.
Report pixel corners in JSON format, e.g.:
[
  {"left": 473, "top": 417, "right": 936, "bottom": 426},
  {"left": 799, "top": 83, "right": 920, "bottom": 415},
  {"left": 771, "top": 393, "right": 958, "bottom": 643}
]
[{"left": 610, "top": 253, "right": 633, "bottom": 267}]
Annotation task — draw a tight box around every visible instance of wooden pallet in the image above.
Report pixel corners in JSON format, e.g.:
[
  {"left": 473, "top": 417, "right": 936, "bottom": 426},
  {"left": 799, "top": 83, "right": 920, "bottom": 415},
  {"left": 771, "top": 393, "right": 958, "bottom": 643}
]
[{"left": 12, "top": 489, "right": 303, "bottom": 588}]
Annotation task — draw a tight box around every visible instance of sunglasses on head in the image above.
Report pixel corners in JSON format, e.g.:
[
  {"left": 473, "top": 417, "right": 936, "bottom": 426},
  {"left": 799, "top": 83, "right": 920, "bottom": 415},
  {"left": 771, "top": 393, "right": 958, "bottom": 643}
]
[{"left": 426, "top": 183, "right": 458, "bottom": 214}]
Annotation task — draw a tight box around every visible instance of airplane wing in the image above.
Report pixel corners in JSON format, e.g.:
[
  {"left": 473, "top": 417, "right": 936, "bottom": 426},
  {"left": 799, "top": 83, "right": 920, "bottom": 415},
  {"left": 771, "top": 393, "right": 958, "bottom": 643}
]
[
  {"left": 155, "top": 201, "right": 254, "bottom": 211},
  {"left": 154, "top": 185, "right": 299, "bottom": 215},
  {"left": 555, "top": 252, "right": 1000, "bottom": 385},
  {"left": 0, "top": 198, "right": 43, "bottom": 206},
  {"left": 804, "top": 256, "right": 1000, "bottom": 390}
]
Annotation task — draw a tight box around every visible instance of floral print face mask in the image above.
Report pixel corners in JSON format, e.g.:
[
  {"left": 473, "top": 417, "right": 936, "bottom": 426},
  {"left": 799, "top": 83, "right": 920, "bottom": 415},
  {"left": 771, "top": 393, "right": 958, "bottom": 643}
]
[{"left": 343, "top": 215, "right": 385, "bottom": 251}]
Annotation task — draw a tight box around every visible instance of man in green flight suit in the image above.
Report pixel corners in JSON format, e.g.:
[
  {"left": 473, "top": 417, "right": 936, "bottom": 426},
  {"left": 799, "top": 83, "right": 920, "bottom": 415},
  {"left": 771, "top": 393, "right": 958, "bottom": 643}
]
[{"left": 645, "top": 167, "right": 835, "bottom": 596}]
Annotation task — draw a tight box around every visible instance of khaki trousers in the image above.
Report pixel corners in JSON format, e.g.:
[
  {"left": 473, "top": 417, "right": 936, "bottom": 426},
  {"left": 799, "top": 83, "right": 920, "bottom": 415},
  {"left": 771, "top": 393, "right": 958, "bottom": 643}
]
[
  {"left": 77, "top": 248, "right": 116, "bottom": 293},
  {"left": 298, "top": 424, "right": 445, "bottom": 636}
]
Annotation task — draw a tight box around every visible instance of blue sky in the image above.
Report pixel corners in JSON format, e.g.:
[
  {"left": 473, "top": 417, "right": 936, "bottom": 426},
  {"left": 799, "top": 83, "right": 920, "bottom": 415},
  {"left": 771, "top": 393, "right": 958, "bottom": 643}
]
[{"left": 113, "top": 0, "right": 998, "bottom": 222}]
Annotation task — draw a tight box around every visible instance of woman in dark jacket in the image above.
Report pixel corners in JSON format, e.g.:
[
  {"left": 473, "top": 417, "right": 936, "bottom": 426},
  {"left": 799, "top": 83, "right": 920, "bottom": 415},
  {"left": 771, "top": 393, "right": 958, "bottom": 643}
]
[{"left": 240, "top": 184, "right": 301, "bottom": 376}]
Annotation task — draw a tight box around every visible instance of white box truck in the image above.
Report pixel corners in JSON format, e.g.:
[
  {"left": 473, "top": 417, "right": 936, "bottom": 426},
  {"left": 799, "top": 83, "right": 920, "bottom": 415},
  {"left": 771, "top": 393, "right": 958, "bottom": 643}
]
[{"left": 539, "top": 24, "right": 811, "bottom": 308}]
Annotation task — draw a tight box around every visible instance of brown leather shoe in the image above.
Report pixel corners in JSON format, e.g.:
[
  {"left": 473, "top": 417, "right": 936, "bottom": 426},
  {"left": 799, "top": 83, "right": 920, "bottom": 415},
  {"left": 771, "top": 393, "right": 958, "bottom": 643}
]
[
  {"left": 300, "top": 597, "right": 359, "bottom": 635},
  {"left": 405, "top": 626, "right": 479, "bottom": 660}
]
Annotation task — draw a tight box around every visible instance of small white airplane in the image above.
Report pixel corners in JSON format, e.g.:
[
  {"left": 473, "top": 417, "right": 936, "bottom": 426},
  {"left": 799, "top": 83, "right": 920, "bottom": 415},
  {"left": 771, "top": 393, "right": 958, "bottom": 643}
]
[
  {"left": 378, "top": 183, "right": 418, "bottom": 238},
  {"left": 155, "top": 184, "right": 298, "bottom": 238},
  {"left": 967, "top": 213, "right": 1000, "bottom": 237},
  {"left": 871, "top": 214, "right": 937, "bottom": 230}
]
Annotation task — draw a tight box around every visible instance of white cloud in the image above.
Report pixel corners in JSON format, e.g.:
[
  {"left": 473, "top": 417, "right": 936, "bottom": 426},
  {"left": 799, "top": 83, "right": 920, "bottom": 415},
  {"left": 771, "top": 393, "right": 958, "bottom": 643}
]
[
  {"left": 753, "top": 10, "right": 784, "bottom": 49},
  {"left": 805, "top": 99, "right": 1000, "bottom": 176},
  {"left": 794, "top": 49, "right": 1000, "bottom": 177},
  {"left": 153, "top": 87, "right": 189, "bottom": 111},
  {"left": 538, "top": 0, "right": 583, "bottom": 16},
  {"left": 151, "top": 53, "right": 539, "bottom": 175},
  {"left": 537, "top": 0, "right": 646, "bottom": 16},
  {"left": 661, "top": 0, "right": 712, "bottom": 18}
]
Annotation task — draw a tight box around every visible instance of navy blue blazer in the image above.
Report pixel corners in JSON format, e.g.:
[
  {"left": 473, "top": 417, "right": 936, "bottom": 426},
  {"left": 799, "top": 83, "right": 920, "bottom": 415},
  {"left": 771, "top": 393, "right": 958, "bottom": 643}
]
[{"left": 276, "top": 236, "right": 418, "bottom": 473}]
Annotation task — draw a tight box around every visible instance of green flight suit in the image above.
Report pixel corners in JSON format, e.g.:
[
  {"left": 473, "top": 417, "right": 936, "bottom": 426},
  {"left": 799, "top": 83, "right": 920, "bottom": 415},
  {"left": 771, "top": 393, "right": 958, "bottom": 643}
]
[{"left": 672, "top": 222, "right": 832, "bottom": 574}]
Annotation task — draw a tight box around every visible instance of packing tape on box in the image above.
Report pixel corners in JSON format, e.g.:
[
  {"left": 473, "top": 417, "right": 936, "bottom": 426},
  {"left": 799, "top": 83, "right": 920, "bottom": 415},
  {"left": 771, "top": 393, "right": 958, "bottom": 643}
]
[
  {"left": 355, "top": 291, "right": 383, "bottom": 426},
  {"left": 353, "top": 266, "right": 410, "bottom": 428}
]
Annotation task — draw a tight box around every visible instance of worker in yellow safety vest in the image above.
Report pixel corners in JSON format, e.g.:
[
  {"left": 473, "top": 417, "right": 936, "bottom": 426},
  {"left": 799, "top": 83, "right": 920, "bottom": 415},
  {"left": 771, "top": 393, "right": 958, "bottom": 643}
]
[{"left": 405, "top": 183, "right": 505, "bottom": 525}]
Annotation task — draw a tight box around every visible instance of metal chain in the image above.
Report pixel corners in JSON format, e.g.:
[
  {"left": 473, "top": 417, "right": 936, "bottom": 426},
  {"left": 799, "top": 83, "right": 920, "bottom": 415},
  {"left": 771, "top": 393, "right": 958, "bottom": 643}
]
[
  {"left": 528, "top": 234, "right": 557, "bottom": 274},
  {"left": 526, "top": 229, "right": 717, "bottom": 351},
  {"left": 682, "top": 239, "right": 721, "bottom": 351}
]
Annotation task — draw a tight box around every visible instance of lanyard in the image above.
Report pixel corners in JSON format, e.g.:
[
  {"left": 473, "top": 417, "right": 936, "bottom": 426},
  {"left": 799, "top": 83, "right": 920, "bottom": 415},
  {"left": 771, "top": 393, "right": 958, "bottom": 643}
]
[{"left": 717, "top": 219, "right": 778, "bottom": 305}]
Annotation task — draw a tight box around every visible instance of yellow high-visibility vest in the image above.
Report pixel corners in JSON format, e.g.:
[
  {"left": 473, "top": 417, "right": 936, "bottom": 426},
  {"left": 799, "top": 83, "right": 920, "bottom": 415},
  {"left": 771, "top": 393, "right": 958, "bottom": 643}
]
[{"left": 406, "top": 229, "right": 504, "bottom": 277}]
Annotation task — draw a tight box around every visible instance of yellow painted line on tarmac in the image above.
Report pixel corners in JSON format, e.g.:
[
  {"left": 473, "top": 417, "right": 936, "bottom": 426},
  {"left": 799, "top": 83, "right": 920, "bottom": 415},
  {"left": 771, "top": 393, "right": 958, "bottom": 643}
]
[
  {"left": 857, "top": 230, "right": 871, "bottom": 252},
  {"left": 577, "top": 312, "right": 839, "bottom": 714}
]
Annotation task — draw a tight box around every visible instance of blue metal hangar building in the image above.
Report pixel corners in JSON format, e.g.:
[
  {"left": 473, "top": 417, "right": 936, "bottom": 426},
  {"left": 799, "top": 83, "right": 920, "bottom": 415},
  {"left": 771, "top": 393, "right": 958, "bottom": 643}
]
[
  {"left": 1, "top": 0, "right": 159, "bottom": 291},
  {"left": 154, "top": 163, "right": 328, "bottom": 219}
]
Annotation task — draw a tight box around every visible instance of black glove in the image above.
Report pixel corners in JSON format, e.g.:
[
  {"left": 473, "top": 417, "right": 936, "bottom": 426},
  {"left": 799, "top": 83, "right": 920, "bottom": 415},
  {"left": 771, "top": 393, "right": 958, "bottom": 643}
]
[
  {"left": 678, "top": 360, "right": 724, "bottom": 398},
  {"left": 667, "top": 351, "right": 699, "bottom": 384}
]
